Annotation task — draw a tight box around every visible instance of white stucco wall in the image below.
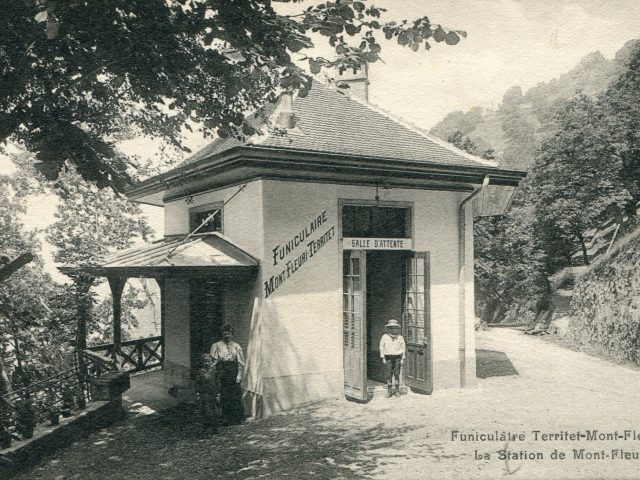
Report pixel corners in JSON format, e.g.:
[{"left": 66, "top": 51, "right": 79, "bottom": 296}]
[
  {"left": 164, "top": 181, "right": 264, "bottom": 258},
  {"left": 160, "top": 177, "right": 477, "bottom": 414},
  {"left": 259, "top": 181, "right": 342, "bottom": 413},
  {"left": 162, "top": 181, "right": 265, "bottom": 393},
  {"left": 464, "top": 206, "right": 478, "bottom": 385},
  {"left": 258, "top": 179, "right": 476, "bottom": 411}
]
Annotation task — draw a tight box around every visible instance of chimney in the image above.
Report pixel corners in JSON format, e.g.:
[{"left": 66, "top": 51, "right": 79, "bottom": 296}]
[
  {"left": 336, "top": 63, "right": 369, "bottom": 101},
  {"left": 277, "top": 92, "right": 296, "bottom": 129}
]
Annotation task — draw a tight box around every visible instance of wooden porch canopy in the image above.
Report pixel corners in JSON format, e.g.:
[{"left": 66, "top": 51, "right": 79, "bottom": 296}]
[
  {"left": 60, "top": 232, "right": 259, "bottom": 279},
  {"left": 59, "top": 233, "right": 258, "bottom": 356}
]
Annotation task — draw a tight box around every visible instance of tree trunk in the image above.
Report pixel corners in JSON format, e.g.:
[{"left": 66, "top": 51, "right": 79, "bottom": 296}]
[
  {"left": 0, "top": 358, "right": 10, "bottom": 397},
  {"left": 0, "top": 253, "right": 33, "bottom": 283},
  {"left": 76, "top": 295, "right": 88, "bottom": 408},
  {"left": 11, "top": 335, "right": 29, "bottom": 402},
  {"left": 481, "top": 297, "right": 499, "bottom": 323},
  {"left": 74, "top": 276, "right": 94, "bottom": 408},
  {"left": 578, "top": 234, "right": 590, "bottom": 266},
  {"left": 0, "top": 356, "right": 12, "bottom": 432}
]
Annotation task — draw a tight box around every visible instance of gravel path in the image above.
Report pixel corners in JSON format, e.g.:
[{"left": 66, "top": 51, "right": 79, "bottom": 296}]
[{"left": 16, "top": 328, "right": 640, "bottom": 479}]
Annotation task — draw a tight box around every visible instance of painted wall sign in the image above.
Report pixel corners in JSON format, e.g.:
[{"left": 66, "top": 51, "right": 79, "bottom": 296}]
[
  {"left": 265, "top": 209, "right": 336, "bottom": 298},
  {"left": 272, "top": 210, "right": 328, "bottom": 267},
  {"left": 343, "top": 237, "right": 413, "bottom": 250}
]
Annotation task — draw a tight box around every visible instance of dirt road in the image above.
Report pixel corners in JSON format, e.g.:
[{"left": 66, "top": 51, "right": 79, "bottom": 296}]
[{"left": 18, "top": 328, "right": 640, "bottom": 479}]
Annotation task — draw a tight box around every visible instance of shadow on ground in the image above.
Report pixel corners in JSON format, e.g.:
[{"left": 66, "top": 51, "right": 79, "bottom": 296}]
[
  {"left": 15, "top": 401, "right": 425, "bottom": 480},
  {"left": 476, "top": 348, "right": 519, "bottom": 379}
]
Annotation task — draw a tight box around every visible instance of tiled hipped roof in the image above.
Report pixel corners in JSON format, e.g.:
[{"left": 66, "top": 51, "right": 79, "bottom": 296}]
[{"left": 180, "top": 81, "right": 498, "bottom": 170}]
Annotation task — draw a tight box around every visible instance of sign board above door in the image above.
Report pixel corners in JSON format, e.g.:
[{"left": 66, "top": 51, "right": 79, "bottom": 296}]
[{"left": 343, "top": 238, "right": 413, "bottom": 250}]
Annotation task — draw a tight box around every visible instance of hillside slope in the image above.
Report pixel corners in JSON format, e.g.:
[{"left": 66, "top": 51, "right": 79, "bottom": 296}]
[
  {"left": 568, "top": 223, "right": 640, "bottom": 364},
  {"left": 430, "top": 39, "right": 639, "bottom": 169}
]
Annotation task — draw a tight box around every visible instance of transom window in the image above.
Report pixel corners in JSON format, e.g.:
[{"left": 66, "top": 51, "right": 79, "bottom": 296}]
[{"left": 342, "top": 205, "right": 410, "bottom": 238}]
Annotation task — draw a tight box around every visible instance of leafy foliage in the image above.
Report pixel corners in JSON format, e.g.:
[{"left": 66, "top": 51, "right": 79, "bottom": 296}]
[
  {"left": 0, "top": 266, "right": 73, "bottom": 378},
  {"left": 474, "top": 196, "right": 549, "bottom": 323},
  {"left": 0, "top": 162, "right": 159, "bottom": 431},
  {"left": 563, "top": 42, "right": 640, "bottom": 358},
  {"left": 91, "top": 283, "right": 153, "bottom": 343},
  {"left": 0, "top": 170, "right": 48, "bottom": 355},
  {"left": 46, "top": 168, "right": 153, "bottom": 268},
  {"left": 0, "top": 0, "right": 464, "bottom": 191},
  {"left": 602, "top": 43, "right": 640, "bottom": 211},
  {"left": 0, "top": 171, "right": 77, "bottom": 426},
  {"left": 431, "top": 40, "right": 639, "bottom": 170},
  {"left": 0, "top": 168, "right": 42, "bottom": 262},
  {"left": 498, "top": 86, "right": 538, "bottom": 169},
  {"left": 529, "top": 94, "right": 631, "bottom": 266},
  {"left": 45, "top": 166, "right": 154, "bottom": 350},
  {"left": 471, "top": 42, "right": 640, "bottom": 323},
  {"left": 446, "top": 130, "right": 485, "bottom": 157},
  {"left": 445, "top": 132, "right": 544, "bottom": 322}
]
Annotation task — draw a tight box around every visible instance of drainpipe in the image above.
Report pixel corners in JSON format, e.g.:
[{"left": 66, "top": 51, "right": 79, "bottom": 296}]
[{"left": 458, "top": 175, "right": 490, "bottom": 388}]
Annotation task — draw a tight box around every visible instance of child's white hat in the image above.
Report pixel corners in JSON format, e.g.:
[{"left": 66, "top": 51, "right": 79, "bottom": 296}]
[{"left": 385, "top": 319, "right": 401, "bottom": 328}]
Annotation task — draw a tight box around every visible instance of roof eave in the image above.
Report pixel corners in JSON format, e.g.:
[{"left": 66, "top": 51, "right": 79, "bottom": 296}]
[
  {"left": 125, "top": 145, "right": 527, "bottom": 205},
  {"left": 58, "top": 265, "right": 258, "bottom": 279}
]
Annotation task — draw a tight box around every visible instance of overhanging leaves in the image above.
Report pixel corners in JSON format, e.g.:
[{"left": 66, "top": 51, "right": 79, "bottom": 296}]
[{"left": 0, "top": 0, "right": 465, "bottom": 191}]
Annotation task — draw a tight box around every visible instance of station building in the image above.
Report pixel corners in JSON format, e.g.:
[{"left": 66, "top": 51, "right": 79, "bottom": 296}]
[{"left": 98, "top": 69, "right": 525, "bottom": 417}]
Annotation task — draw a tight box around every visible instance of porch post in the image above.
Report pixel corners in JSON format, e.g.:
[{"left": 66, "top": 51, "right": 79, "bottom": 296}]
[
  {"left": 155, "top": 277, "right": 166, "bottom": 364},
  {"left": 107, "top": 276, "right": 127, "bottom": 356}
]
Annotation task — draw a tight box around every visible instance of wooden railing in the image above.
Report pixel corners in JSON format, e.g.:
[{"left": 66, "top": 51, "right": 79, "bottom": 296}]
[
  {"left": 0, "top": 336, "right": 163, "bottom": 449},
  {"left": 86, "top": 336, "right": 163, "bottom": 374},
  {"left": 83, "top": 349, "right": 118, "bottom": 376},
  {"left": 1, "top": 364, "right": 90, "bottom": 422}
]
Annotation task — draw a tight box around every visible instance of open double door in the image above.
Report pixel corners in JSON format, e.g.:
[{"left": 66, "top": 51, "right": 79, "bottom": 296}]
[{"left": 343, "top": 250, "right": 432, "bottom": 401}]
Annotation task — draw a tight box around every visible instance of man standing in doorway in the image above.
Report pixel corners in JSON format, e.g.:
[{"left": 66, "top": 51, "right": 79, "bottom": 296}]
[{"left": 380, "top": 319, "right": 405, "bottom": 397}]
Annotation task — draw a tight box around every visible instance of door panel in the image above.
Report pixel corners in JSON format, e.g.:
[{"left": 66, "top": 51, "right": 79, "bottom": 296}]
[
  {"left": 403, "top": 252, "right": 432, "bottom": 394},
  {"left": 343, "top": 250, "right": 368, "bottom": 401}
]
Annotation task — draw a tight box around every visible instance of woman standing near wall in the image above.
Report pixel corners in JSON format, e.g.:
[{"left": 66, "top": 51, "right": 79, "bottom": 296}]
[{"left": 210, "top": 325, "right": 245, "bottom": 425}]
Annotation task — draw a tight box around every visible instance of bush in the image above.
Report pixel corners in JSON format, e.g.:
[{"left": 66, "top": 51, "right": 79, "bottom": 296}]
[{"left": 15, "top": 400, "right": 35, "bottom": 439}]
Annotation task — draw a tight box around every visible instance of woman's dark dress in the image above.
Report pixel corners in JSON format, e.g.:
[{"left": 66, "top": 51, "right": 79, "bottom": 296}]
[{"left": 210, "top": 341, "right": 245, "bottom": 424}]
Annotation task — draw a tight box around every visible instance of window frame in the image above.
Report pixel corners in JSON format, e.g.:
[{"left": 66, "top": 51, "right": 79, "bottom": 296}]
[
  {"left": 338, "top": 199, "right": 413, "bottom": 240},
  {"left": 188, "top": 201, "right": 224, "bottom": 234}
]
